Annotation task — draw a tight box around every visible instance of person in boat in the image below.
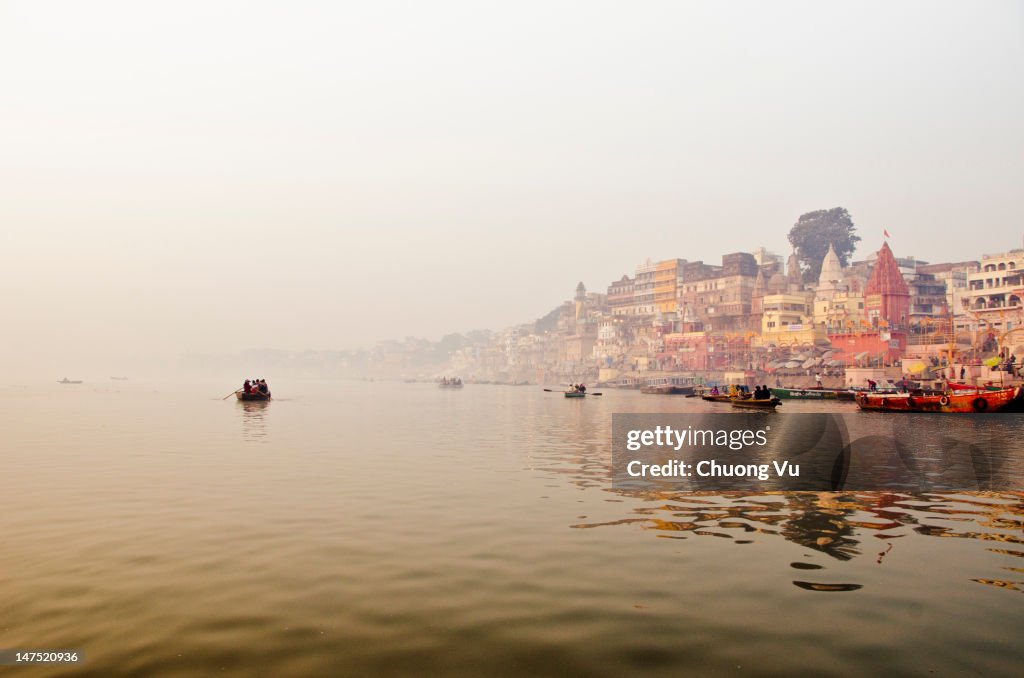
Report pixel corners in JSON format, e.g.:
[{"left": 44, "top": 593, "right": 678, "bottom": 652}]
[
  {"left": 867, "top": 379, "right": 877, "bottom": 392},
  {"left": 960, "top": 366, "right": 966, "bottom": 380},
  {"left": 815, "top": 373, "right": 823, "bottom": 388},
  {"left": 710, "top": 386, "right": 720, "bottom": 395},
  {"left": 258, "top": 379, "right": 268, "bottom": 394},
  {"left": 243, "top": 379, "right": 252, "bottom": 394}
]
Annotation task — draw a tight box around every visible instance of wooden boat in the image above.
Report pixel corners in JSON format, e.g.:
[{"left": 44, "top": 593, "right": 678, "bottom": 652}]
[
  {"left": 701, "top": 394, "right": 734, "bottom": 402},
  {"left": 57, "top": 378, "right": 82, "bottom": 384},
  {"left": 731, "top": 397, "right": 781, "bottom": 410},
  {"left": 771, "top": 387, "right": 838, "bottom": 400},
  {"left": 235, "top": 390, "right": 271, "bottom": 401},
  {"left": 564, "top": 391, "right": 586, "bottom": 398},
  {"left": 855, "top": 386, "right": 1020, "bottom": 413},
  {"left": 640, "top": 377, "right": 695, "bottom": 395},
  {"left": 947, "top": 382, "right": 1004, "bottom": 392},
  {"left": 438, "top": 382, "right": 463, "bottom": 388},
  {"left": 641, "top": 385, "right": 695, "bottom": 395}
]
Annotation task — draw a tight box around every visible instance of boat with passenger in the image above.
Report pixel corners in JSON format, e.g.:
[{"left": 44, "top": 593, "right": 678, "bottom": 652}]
[
  {"left": 438, "top": 377, "right": 464, "bottom": 388},
  {"left": 235, "top": 378, "right": 272, "bottom": 401},
  {"left": 731, "top": 397, "right": 781, "bottom": 410},
  {"left": 236, "top": 390, "right": 271, "bottom": 401}
]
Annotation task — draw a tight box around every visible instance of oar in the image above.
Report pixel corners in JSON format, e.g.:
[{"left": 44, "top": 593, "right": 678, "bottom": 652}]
[
  {"left": 222, "top": 390, "right": 240, "bottom": 400},
  {"left": 543, "top": 388, "right": 555, "bottom": 392}
]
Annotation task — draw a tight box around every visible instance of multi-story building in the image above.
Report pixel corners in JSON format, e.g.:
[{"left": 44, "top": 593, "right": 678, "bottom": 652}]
[
  {"left": 678, "top": 252, "right": 760, "bottom": 334},
  {"left": 758, "top": 293, "right": 822, "bottom": 347},
  {"left": 965, "top": 249, "right": 1024, "bottom": 335},
  {"left": 654, "top": 258, "right": 686, "bottom": 315},
  {"left": 633, "top": 260, "right": 658, "bottom": 316},
  {"left": 607, "top": 275, "right": 635, "bottom": 315}
]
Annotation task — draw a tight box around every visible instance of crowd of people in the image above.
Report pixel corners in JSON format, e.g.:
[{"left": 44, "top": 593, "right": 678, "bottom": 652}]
[{"left": 242, "top": 378, "right": 270, "bottom": 396}]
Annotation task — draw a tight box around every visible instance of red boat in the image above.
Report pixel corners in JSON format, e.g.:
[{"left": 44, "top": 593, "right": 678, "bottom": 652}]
[
  {"left": 855, "top": 386, "right": 1020, "bottom": 413},
  {"left": 946, "top": 382, "right": 1004, "bottom": 392}
]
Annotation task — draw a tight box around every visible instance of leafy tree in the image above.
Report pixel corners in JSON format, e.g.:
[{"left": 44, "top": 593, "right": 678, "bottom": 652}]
[{"left": 787, "top": 207, "right": 860, "bottom": 282}]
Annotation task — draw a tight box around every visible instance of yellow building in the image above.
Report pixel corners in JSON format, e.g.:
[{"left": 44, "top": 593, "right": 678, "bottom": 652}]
[
  {"left": 755, "top": 292, "right": 824, "bottom": 347},
  {"left": 655, "top": 258, "right": 685, "bottom": 314}
]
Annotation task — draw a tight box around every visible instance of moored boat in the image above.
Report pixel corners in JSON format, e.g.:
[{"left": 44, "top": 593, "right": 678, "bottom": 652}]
[
  {"left": 641, "top": 385, "right": 695, "bottom": 395},
  {"left": 855, "top": 386, "right": 1020, "bottom": 413},
  {"left": 947, "top": 382, "right": 1005, "bottom": 392},
  {"left": 771, "top": 387, "right": 839, "bottom": 400}
]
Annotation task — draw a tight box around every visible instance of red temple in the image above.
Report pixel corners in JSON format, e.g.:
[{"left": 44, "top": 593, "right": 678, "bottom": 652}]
[{"left": 865, "top": 241, "right": 909, "bottom": 328}]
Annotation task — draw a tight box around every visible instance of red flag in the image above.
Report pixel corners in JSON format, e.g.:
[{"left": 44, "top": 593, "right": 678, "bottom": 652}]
[{"left": 884, "top": 228, "right": 891, "bottom": 238}]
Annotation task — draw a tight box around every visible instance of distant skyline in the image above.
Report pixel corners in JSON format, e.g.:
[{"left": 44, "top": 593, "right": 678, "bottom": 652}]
[{"left": 2, "top": 1, "right": 1022, "bottom": 373}]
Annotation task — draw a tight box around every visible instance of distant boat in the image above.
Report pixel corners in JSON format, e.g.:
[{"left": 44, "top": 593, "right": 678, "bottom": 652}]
[
  {"left": 110, "top": 376, "right": 129, "bottom": 381},
  {"left": 57, "top": 378, "right": 82, "bottom": 384},
  {"left": 564, "top": 391, "right": 587, "bottom": 398},
  {"left": 640, "top": 377, "right": 695, "bottom": 395},
  {"left": 438, "top": 381, "right": 463, "bottom": 388},
  {"left": 235, "top": 390, "right": 271, "bottom": 401}
]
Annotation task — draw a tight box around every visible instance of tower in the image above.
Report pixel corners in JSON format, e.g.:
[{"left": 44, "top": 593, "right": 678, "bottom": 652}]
[
  {"left": 575, "top": 281, "right": 587, "bottom": 322},
  {"left": 787, "top": 252, "right": 803, "bottom": 291},
  {"left": 865, "top": 242, "right": 910, "bottom": 327}
]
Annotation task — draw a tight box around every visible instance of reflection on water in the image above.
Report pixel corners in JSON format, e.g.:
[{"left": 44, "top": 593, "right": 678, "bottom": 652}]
[
  {"left": 572, "top": 490, "right": 1024, "bottom": 593},
  {"left": 237, "top": 400, "right": 270, "bottom": 441},
  {"left": 1, "top": 383, "right": 1022, "bottom": 676}
]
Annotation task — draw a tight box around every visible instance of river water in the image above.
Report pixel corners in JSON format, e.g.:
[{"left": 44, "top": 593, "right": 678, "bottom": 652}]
[{"left": 1, "top": 380, "right": 1022, "bottom": 676}]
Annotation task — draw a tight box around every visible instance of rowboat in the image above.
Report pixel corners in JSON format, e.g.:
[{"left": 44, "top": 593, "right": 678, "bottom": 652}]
[
  {"left": 731, "top": 398, "right": 781, "bottom": 410},
  {"left": 438, "top": 382, "right": 463, "bottom": 388},
  {"left": 564, "top": 391, "right": 587, "bottom": 398},
  {"left": 57, "top": 378, "right": 82, "bottom": 384},
  {"left": 701, "top": 394, "right": 734, "bottom": 402},
  {"left": 855, "top": 386, "right": 1020, "bottom": 413},
  {"left": 235, "top": 390, "right": 271, "bottom": 401}
]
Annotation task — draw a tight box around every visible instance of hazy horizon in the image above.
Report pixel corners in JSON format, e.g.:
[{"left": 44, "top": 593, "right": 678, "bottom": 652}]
[{"left": 3, "top": 0, "right": 1022, "bottom": 377}]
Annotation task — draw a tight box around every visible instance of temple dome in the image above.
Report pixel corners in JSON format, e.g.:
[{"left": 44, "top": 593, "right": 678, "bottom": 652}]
[{"left": 818, "top": 244, "right": 843, "bottom": 285}]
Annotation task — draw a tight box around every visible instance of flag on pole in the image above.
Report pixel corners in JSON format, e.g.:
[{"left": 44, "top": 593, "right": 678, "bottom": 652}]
[{"left": 883, "top": 228, "right": 891, "bottom": 238}]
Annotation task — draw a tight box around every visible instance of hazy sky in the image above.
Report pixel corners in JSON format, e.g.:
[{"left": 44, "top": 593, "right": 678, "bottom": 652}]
[{"left": 2, "top": 1, "right": 1022, "bottom": 370}]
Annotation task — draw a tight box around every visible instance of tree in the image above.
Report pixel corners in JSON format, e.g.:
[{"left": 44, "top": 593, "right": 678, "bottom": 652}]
[{"left": 787, "top": 207, "right": 860, "bottom": 282}]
